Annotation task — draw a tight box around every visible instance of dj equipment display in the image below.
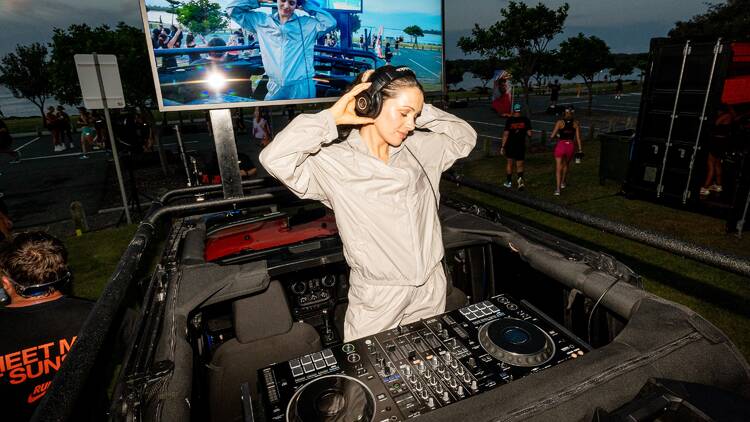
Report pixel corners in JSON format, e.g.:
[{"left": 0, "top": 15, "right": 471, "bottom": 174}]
[{"left": 259, "top": 294, "right": 589, "bottom": 421}]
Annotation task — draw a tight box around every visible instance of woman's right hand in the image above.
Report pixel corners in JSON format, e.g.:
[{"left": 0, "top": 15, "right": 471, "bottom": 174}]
[{"left": 329, "top": 81, "right": 376, "bottom": 126}]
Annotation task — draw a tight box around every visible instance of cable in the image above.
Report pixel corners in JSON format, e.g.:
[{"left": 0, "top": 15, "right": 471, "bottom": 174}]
[
  {"left": 297, "top": 18, "right": 311, "bottom": 99},
  {"left": 404, "top": 144, "right": 439, "bottom": 210},
  {"left": 587, "top": 277, "right": 622, "bottom": 345}
]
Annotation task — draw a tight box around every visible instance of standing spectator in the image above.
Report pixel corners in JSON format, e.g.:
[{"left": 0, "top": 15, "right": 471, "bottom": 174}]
[
  {"left": 185, "top": 33, "right": 207, "bottom": 63},
  {"left": 549, "top": 107, "right": 583, "bottom": 196},
  {"left": 56, "top": 106, "right": 75, "bottom": 150},
  {"left": 614, "top": 78, "right": 624, "bottom": 100},
  {"left": 548, "top": 79, "right": 561, "bottom": 110},
  {"left": 252, "top": 107, "right": 272, "bottom": 146},
  {"left": 394, "top": 37, "right": 400, "bottom": 56},
  {"left": 500, "top": 104, "right": 532, "bottom": 190},
  {"left": 0, "top": 117, "right": 21, "bottom": 163},
  {"left": 0, "top": 231, "right": 95, "bottom": 421},
  {"left": 359, "top": 34, "right": 364, "bottom": 50},
  {"left": 700, "top": 105, "right": 737, "bottom": 197},
  {"left": 92, "top": 110, "right": 108, "bottom": 150},
  {"left": 45, "top": 106, "right": 64, "bottom": 152},
  {"left": 384, "top": 42, "right": 393, "bottom": 65},
  {"left": 76, "top": 107, "right": 96, "bottom": 159}
]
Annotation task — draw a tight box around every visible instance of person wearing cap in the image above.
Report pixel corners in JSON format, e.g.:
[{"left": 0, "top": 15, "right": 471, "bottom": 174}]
[
  {"left": 500, "top": 103, "right": 532, "bottom": 189},
  {"left": 0, "top": 231, "right": 94, "bottom": 420},
  {"left": 549, "top": 106, "right": 583, "bottom": 195}
]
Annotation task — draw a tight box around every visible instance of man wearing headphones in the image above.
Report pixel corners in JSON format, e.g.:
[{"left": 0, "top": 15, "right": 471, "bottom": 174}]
[
  {"left": 227, "top": 0, "right": 336, "bottom": 100},
  {"left": 261, "top": 66, "right": 477, "bottom": 340},
  {"left": 0, "top": 232, "right": 94, "bottom": 421}
]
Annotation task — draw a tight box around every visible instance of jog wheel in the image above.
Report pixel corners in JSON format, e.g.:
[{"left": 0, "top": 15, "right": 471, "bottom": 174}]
[
  {"left": 478, "top": 318, "right": 555, "bottom": 367},
  {"left": 286, "top": 374, "right": 375, "bottom": 422}
]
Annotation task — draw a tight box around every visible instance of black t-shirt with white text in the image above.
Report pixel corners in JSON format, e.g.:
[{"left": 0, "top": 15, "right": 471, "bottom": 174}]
[{"left": 0, "top": 296, "right": 94, "bottom": 421}]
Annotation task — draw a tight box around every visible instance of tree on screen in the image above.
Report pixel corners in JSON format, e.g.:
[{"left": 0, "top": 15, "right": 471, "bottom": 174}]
[
  {"left": 0, "top": 43, "right": 53, "bottom": 121},
  {"left": 176, "top": 0, "right": 228, "bottom": 36},
  {"left": 403, "top": 26, "right": 424, "bottom": 46},
  {"left": 445, "top": 60, "right": 464, "bottom": 90},
  {"left": 559, "top": 33, "right": 613, "bottom": 113},
  {"left": 457, "top": 1, "right": 568, "bottom": 112}
]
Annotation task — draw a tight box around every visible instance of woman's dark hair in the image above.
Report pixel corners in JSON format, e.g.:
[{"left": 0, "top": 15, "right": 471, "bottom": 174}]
[
  {"left": 186, "top": 34, "right": 195, "bottom": 45},
  {"left": 337, "top": 66, "right": 423, "bottom": 139}
]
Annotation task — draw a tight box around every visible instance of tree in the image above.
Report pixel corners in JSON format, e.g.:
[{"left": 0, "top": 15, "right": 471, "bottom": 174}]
[
  {"left": 445, "top": 60, "right": 464, "bottom": 90},
  {"left": 176, "top": 0, "right": 228, "bottom": 36},
  {"left": 669, "top": 0, "right": 750, "bottom": 42},
  {"left": 558, "top": 33, "right": 613, "bottom": 113},
  {"left": 0, "top": 43, "right": 53, "bottom": 121},
  {"left": 403, "top": 25, "right": 424, "bottom": 46},
  {"left": 608, "top": 56, "right": 635, "bottom": 78},
  {"left": 469, "top": 58, "right": 504, "bottom": 91},
  {"left": 457, "top": 1, "right": 568, "bottom": 112},
  {"left": 531, "top": 50, "right": 559, "bottom": 90},
  {"left": 49, "top": 23, "right": 156, "bottom": 110}
]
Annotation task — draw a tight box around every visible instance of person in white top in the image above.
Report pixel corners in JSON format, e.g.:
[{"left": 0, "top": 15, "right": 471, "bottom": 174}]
[
  {"left": 252, "top": 107, "right": 272, "bottom": 146},
  {"left": 260, "top": 66, "right": 477, "bottom": 340}
]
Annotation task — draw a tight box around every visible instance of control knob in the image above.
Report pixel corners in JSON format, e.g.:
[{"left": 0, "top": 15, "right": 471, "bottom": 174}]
[
  {"left": 321, "top": 274, "right": 336, "bottom": 288},
  {"left": 458, "top": 386, "right": 465, "bottom": 396},
  {"left": 365, "top": 339, "right": 374, "bottom": 354},
  {"left": 291, "top": 281, "right": 306, "bottom": 295},
  {"left": 442, "top": 372, "right": 450, "bottom": 381},
  {"left": 444, "top": 352, "right": 452, "bottom": 363},
  {"left": 471, "top": 380, "right": 478, "bottom": 391},
  {"left": 420, "top": 390, "right": 429, "bottom": 400},
  {"left": 449, "top": 378, "right": 457, "bottom": 388},
  {"left": 463, "top": 373, "right": 471, "bottom": 383},
  {"left": 428, "top": 397, "right": 435, "bottom": 408},
  {"left": 402, "top": 365, "right": 412, "bottom": 376},
  {"left": 442, "top": 391, "right": 450, "bottom": 402},
  {"left": 429, "top": 377, "right": 437, "bottom": 387},
  {"left": 450, "top": 360, "right": 458, "bottom": 369},
  {"left": 456, "top": 366, "right": 464, "bottom": 376},
  {"left": 417, "top": 361, "right": 426, "bottom": 372},
  {"left": 415, "top": 381, "right": 423, "bottom": 392}
]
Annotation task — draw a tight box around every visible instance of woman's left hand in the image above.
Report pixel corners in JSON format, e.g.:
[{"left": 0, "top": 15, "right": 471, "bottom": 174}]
[{"left": 329, "top": 77, "right": 376, "bottom": 126}]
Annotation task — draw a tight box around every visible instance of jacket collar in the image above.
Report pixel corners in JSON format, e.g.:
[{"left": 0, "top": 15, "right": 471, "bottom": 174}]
[{"left": 346, "top": 128, "right": 407, "bottom": 163}]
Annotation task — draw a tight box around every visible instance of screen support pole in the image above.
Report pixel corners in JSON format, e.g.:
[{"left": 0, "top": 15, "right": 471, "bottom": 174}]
[
  {"left": 209, "top": 109, "right": 244, "bottom": 199},
  {"left": 93, "top": 52, "right": 131, "bottom": 225}
]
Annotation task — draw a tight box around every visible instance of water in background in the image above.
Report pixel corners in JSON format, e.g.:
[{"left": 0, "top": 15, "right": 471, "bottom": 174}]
[{"left": 0, "top": 87, "right": 78, "bottom": 119}]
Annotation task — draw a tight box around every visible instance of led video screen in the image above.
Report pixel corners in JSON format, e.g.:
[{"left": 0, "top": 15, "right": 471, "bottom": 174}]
[{"left": 139, "top": 0, "right": 444, "bottom": 111}]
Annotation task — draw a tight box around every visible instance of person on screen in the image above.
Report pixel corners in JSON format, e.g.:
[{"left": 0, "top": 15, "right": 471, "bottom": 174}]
[
  {"left": 259, "top": 66, "right": 477, "bottom": 341},
  {"left": 227, "top": 0, "right": 336, "bottom": 100}
]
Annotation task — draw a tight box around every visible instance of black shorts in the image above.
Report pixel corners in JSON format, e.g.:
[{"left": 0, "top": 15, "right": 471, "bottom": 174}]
[{"left": 504, "top": 139, "right": 526, "bottom": 160}]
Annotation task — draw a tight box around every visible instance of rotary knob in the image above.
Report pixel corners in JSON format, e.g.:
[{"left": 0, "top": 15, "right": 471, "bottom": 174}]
[
  {"left": 450, "top": 360, "right": 458, "bottom": 369},
  {"left": 456, "top": 366, "right": 464, "bottom": 376},
  {"left": 442, "top": 391, "right": 450, "bottom": 402},
  {"left": 417, "top": 361, "right": 426, "bottom": 372},
  {"left": 444, "top": 352, "right": 452, "bottom": 363},
  {"left": 403, "top": 365, "right": 412, "bottom": 376},
  {"left": 420, "top": 390, "right": 429, "bottom": 400},
  {"left": 449, "top": 378, "right": 457, "bottom": 388},
  {"left": 463, "top": 373, "right": 471, "bottom": 383}
]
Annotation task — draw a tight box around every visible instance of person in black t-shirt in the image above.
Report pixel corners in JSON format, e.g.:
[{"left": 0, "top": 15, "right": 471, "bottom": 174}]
[
  {"left": 0, "top": 231, "right": 94, "bottom": 422},
  {"left": 548, "top": 79, "right": 561, "bottom": 109},
  {"left": 500, "top": 103, "right": 532, "bottom": 190}
]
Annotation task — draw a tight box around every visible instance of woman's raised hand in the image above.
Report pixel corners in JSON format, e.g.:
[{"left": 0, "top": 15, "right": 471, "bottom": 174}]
[{"left": 330, "top": 71, "right": 376, "bottom": 126}]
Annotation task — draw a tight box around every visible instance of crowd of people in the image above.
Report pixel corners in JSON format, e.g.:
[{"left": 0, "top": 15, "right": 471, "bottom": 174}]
[{"left": 44, "top": 106, "right": 77, "bottom": 152}]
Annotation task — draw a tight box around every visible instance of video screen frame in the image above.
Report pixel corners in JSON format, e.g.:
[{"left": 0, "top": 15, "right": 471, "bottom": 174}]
[{"left": 137, "top": 0, "right": 446, "bottom": 112}]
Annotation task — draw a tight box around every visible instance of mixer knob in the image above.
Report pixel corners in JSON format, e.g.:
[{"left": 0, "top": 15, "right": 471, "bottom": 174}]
[
  {"left": 420, "top": 390, "right": 429, "bottom": 400},
  {"left": 408, "top": 374, "right": 417, "bottom": 384},
  {"left": 471, "top": 380, "right": 478, "bottom": 391},
  {"left": 429, "top": 377, "right": 437, "bottom": 387},
  {"left": 435, "top": 384, "right": 443, "bottom": 393},
  {"left": 428, "top": 397, "right": 435, "bottom": 408},
  {"left": 449, "top": 378, "right": 457, "bottom": 388},
  {"left": 468, "top": 357, "right": 476, "bottom": 368},
  {"left": 450, "top": 360, "right": 458, "bottom": 369},
  {"left": 456, "top": 366, "right": 464, "bottom": 376},
  {"left": 417, "top": 361, "right": 426, "bottom": 372},
  {"left": 441, "top": 329, "right": 449, "bottom": 338},
  {"left": 383, "top": 365, "right": 392, "bottom": 376},
  {"left": 365, "top": 339, "right": 374, "bottom": 353},
  {"left": 442, "top": 372, "right": 451, "bottom": 381},
  {"left": 415, "top": 381, "right": 423, "bottom": 392},
  {"left": 458, "top": 386, "right": 465, "bottom": 396},
  {"left": 403, "top": 365, "right": 412, "bottom": 376},
  {"left": 463, "top": 373, "right": 471, "bottom": 383},
  {"left": 437, "top": 365, "right": 445, "bottom": 374},
  {"left": 377, "top": 358, "right": 385, "bottom": 368},
  {"left": 442, "top": 391, "right": 450, "bottom": 402},
  {"left": 424, "top": 371, "right": 431, "bottom": 379},
  {"left": 444, "top": 352, "right": 452, "bottom": 363},
  {"left": 430, "top": 357, "right": 440, "bottom": 368}
]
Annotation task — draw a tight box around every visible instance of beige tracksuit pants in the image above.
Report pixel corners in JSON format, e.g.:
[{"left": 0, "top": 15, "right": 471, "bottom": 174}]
[{"left": 343, "top": 266, "right": 447, "bottom": 342}]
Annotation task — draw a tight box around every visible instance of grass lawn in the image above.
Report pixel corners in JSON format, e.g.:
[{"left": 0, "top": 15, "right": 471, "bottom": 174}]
[
  {"left": 65, "top": 225, "right": 138, "bottom": 300},
  {"left": 447, "top": 138, "right": 750, "bottom": 359}
]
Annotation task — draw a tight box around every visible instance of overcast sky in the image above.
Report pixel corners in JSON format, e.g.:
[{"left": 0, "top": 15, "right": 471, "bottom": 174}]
[{"left": 0, "top": 0, "right": 714, "bottom": 58}]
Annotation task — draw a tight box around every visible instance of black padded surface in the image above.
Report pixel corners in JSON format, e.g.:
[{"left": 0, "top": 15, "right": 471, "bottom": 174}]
[{"left": 233, "top": 280, "right": 293, "bottom": 343}]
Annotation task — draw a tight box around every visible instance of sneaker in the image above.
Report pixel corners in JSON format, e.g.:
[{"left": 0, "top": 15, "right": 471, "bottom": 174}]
[
  {"left": 503, "top": 181, "right": 512, "bottom": 188},
  {"left": 699, "top": 187, "right": 710, "bottom": 196},
  {"left": 53, "top": 145, "right": 61, "bottom": 152},
  {"left": 560, "top": 183, "right": 567, "bottom": 189},
  {"left": 709, "top": 184, "right": 723, "bottom": 193},
  {"left": 553, "top": 190, "right": 561, "bottom": 196},
  {"left": 9, "top": 153, "right": 21, "bottom": 164},
  {"left": 59, "top": 144, "right": 67, "bottom": 151},
  {"left": 79, "top": 154, "right": 89, "bottom": 160},
  {"left": 517, "top": 177, "right": 525, "bottom": 190}
]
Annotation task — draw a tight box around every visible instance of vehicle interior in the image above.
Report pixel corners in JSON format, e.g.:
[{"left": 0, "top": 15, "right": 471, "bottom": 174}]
[{"left": 105, "top": 187, "right": 749, "bottom": 422}]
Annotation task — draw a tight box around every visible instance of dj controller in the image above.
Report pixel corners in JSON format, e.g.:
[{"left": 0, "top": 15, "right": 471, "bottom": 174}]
[{"left": 259, "top": 294, "right": 590, "bottom": 421}]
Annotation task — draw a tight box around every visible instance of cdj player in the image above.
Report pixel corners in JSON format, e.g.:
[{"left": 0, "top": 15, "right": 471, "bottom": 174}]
[{"left": 259, "top": 294, "right": 590, "bottom": 421}]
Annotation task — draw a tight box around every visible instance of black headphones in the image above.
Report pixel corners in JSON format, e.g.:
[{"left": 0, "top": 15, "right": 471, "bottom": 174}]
[{"left": 354, "top": 66, "right": 416, "bottom": 118}]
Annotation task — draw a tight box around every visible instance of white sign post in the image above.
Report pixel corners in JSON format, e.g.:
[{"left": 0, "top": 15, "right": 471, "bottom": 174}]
[{"left": 74, "top": 53, "right": 131, "bottom": 224}]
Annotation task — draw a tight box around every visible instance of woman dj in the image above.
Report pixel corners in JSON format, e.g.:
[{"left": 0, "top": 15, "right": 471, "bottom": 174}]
[{"left": 260, "top": 66, "right": 477, "bottom": 341}]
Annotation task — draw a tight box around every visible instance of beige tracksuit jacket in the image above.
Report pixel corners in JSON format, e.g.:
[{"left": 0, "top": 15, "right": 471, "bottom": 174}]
[{"left": 259, "top": 104, "right": 477, "bottom": 340}]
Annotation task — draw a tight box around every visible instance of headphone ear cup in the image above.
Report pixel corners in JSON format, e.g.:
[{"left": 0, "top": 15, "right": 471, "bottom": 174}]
[{"left": 354, "top": 92, "right": 371, "bottom": 117}]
